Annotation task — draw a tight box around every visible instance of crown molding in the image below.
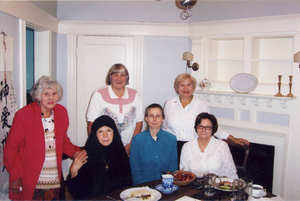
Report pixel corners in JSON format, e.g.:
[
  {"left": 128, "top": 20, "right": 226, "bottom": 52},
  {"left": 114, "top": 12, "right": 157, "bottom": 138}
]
[
  {"left": 189, "top": 14, "right": 300, "bottom": 37},
  {"left": 58, "top": 21, "right": 189, "bottom": 37},
  {"left": 0, "top": 1, "right": 59, "bottom": 33}
]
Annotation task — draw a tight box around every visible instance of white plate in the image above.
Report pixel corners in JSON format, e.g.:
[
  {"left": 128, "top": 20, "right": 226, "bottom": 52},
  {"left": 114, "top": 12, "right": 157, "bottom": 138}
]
[
  {"left": 253, "top": 190, "right": 267, "bottom": 198},
  {"left": 214, "top": 178, "right": 240, "bottom": 192},
  {"left": 120, "top": 187, "right": 162, "bottom": 201},
  {"left": 191, "top": 170, "right": 205, "bottom": 178},
  {"left": 229, "top": 73, "right": 258, "bottom": 93}
]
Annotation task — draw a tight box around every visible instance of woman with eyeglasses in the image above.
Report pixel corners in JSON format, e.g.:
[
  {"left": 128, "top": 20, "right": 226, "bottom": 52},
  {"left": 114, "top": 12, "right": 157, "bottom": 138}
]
[
  {"left": 180, "top": 112, "right": 238, "bottom": 179},
  {"left": 130, "top": 104, "right": 177, "bottom": 185},
  {"left": 163, "top": 73, "right": 249, "bottom": 164}
]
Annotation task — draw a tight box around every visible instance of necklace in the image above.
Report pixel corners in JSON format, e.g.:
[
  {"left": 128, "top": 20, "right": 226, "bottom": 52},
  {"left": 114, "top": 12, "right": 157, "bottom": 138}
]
[
  {"left": 180, "top": 95, "right": 193, "bottom": 108},
  {"left": 102, "top": 157, "right": 111, "bottom": 171},
  {"left": 41, "top": 111, "right": 55, "bottom": 149}
]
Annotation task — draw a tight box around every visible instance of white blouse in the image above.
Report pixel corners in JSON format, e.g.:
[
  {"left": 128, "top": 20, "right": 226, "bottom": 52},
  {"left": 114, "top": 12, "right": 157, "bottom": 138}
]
[
  {"left": 180, "top": 137, "right": 238, "bottom": 179},
  {"left": 163, "top": 96, "right": 229, "bottom": 141}
]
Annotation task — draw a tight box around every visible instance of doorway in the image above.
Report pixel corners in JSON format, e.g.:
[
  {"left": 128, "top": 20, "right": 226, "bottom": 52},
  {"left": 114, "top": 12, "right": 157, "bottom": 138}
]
[{"left": 75, "top": 35, "right": 140, "bottom": 146}]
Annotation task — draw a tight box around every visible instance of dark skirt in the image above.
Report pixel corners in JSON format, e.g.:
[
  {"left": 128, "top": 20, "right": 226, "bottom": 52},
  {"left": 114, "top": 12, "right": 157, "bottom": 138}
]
[{"left": 32, "top": 188, "right": 60, "bottom": 200}]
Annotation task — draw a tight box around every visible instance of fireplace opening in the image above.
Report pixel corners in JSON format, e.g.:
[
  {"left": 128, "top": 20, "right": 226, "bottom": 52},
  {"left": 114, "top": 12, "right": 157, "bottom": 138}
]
[{"left": 229, "top": 142, "right": 275, "bottom": 193}]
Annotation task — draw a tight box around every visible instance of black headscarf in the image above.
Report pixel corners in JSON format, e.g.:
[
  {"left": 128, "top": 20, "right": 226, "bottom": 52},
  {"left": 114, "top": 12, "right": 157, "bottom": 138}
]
[
  {"left": 85, "top": 115, "right": 125, "bottom": 164},
  {"left": 68, "top": 115, "right": 132, "bottom": 199}
]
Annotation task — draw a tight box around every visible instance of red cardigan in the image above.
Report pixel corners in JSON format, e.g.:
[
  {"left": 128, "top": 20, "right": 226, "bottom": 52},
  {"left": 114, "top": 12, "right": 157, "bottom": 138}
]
[{"left": 4, "top": 102, "right": 81, "bottom": 200}]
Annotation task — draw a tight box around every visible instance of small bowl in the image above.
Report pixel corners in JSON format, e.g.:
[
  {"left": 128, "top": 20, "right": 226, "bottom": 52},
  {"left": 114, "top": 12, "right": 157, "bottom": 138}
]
[{"left": 173, "top": 170, "right": 196, "bottom": 186}]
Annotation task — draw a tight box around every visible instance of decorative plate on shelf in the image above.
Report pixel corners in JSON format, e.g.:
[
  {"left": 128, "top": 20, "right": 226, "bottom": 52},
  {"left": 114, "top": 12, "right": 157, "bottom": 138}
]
[{"left": 229, "top": 73, "right": 258, "bottom": 93}]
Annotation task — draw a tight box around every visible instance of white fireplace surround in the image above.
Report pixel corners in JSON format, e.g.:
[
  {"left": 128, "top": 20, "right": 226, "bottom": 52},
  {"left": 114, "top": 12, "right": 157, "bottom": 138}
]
[{"left": 195, "top": 90, "right": 296, "bottom": 197}]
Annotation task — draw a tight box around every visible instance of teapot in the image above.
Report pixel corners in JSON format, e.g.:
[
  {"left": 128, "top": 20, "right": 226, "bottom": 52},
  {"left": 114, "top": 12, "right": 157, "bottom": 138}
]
[{"left": 198, "top": 78, "right": 213, "bottom": 91}]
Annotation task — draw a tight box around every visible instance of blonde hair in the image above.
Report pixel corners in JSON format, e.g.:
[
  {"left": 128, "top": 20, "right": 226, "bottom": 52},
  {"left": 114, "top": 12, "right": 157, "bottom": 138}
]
[
  {"left": 105, "top": 63, "right": 129, "bottom": 86},
  {"left": 30, "top": 76, "right": 63, "bottom": 102},
  {"left": 173, "top": 73, "right": 197, "bottom": 94}
]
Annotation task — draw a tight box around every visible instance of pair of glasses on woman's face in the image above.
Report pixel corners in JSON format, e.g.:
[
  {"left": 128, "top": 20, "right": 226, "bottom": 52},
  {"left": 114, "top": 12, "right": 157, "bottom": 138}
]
[{"left": 197, "top": 125, "right": 213, "bottom": 131}]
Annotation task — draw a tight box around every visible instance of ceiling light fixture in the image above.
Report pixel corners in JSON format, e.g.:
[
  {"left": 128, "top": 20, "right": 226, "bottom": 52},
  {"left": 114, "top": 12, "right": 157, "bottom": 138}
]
[{"left": 178, "top": 0, "right": 197, "bottom": 20}]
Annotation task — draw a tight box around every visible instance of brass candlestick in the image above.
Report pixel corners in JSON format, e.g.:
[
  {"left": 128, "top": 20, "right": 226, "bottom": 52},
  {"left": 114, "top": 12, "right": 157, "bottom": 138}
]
[
  {"left": 275, "top": 75, "right": 284, "bottom": 97},
  {"left": 285, "top": 75, "right": 294, "bottom": 97}
]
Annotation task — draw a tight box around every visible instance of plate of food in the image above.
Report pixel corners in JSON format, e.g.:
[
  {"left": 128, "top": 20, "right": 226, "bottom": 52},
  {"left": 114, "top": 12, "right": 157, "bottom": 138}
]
[
  {"left": 214, "top": 178, "right": 244, "bottom": 192},
  {"left": 172, "top": 170, "right": 196, "bottom": 186},
  {"left": 120, "top": 187, "right": 162, "bottom": 201}
]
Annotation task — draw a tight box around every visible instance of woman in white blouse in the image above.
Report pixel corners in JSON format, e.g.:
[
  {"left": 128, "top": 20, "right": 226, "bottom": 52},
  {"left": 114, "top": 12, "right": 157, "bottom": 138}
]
[
  {"left": 163, "top": 73, "right": 249, "bottom": 161},
  {"left": 180, "top": 112, "right": 238, "bottom": 179}
]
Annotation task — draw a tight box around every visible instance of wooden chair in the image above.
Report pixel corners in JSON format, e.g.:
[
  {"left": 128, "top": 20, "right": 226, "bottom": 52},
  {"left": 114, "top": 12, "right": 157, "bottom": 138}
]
[{"left": 223, "top": 139, "right": 250, "bottom": 178}]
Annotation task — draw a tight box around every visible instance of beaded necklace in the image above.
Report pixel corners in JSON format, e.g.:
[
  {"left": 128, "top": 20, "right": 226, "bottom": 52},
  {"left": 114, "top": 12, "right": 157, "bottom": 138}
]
[{"left": 41, "top": 111, "right": 55, "bottom": 149}]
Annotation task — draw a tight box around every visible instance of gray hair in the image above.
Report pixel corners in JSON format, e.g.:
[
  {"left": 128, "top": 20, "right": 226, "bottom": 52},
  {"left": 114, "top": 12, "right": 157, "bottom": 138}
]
[
  {"left": 105, "top": 63, "right": 129, "bottom": 86},
  {"left": 30, "top": 76, "right": 63, "bottom": 102}
]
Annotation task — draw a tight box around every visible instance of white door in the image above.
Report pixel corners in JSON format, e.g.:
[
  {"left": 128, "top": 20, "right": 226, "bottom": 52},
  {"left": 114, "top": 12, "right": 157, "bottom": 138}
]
[{"left": 76, "top": 36, "right": 135, "bottom": 146}]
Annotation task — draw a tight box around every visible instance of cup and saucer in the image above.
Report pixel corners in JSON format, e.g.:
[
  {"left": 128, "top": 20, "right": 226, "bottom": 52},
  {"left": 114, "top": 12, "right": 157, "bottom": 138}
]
[
  {"left": 155, "top": 184, "right": 179, "bottom": 194},
  {"left": 252, "top": 184, "right": 267, "bottom": 198},
  {"left": 156, "top": 174, "right": 179, "bottom": 194}
]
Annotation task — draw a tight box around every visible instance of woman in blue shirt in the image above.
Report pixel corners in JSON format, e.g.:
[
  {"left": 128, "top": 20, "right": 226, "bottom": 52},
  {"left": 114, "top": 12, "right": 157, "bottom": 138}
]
[{"left": 130, "top": 104, "right": 178, "bottom": 185}]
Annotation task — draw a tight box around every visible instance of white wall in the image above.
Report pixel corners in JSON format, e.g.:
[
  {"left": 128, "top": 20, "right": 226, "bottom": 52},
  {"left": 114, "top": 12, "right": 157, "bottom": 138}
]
[
  {"left": 0, "top": 12, "right": 22, "bottom": 109},
  {"left": 0, "top": 11, "right": 21, "bottom": 200},
  {"left": 142, "top": 36, "right": 190, "bottom": 109}
]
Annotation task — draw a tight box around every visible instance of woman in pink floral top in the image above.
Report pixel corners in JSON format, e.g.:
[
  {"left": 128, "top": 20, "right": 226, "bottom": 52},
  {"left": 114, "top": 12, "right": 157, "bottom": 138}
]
[{"left": 86, "top": 63, "right": 143, "bottom": 155}]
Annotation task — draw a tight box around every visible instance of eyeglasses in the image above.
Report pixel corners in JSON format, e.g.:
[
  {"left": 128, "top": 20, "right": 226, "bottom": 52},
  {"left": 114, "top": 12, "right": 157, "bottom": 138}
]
[{"left": 197, "top": 125, "right": 213, "bottom": 131}]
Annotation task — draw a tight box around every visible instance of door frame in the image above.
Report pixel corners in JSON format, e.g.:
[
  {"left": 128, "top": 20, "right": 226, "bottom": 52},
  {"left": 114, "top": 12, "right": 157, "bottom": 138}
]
[
  {"left": 19, "top": 20, "right": 53, "bottom": 109},
  {"left": 66, "top": 34, "right": 144, "bottom": 144}
]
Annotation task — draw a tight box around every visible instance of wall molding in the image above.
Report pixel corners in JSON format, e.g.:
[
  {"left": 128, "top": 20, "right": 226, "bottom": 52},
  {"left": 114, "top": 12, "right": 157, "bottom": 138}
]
[
  {"left": 2, "top": 1, "right": 300, "bottom": 38},
  {"left": 189, "top": 14, "right": 300, "bottom": 37},
  {"left": 58, "top": 21, "right": 189, "bottom": 37},
  {"left": 0, "top": 1, "right": 59, "bottom": 33}
]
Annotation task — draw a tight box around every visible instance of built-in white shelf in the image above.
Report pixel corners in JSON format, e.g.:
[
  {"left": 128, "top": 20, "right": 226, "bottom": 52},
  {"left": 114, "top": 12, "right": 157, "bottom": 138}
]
[{"left": 195, "top": 90, "right": 295, "bottom": 109}]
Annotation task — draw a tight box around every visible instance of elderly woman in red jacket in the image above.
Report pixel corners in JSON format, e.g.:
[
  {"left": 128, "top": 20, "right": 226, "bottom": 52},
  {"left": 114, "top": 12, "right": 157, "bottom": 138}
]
[{"left": 4, "top": 76, "right": 81, "bottom": 200}]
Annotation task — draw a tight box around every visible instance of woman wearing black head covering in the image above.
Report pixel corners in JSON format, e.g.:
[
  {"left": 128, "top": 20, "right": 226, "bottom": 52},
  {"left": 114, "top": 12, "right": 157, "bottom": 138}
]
[{"left": 67, "top": 115, "right": 132, "bottom": 200}]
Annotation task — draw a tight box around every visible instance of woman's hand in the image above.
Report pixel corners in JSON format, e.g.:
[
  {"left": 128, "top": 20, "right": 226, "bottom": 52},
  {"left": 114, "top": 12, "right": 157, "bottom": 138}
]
[
  {"left": 228, "top": 135, "right": 250, "bottom": 146},
  {"left": 124, "top": 143, "right": 131, "bottom": 157},
  {"left": 73, "top": 150, "right": 82, "bottom": 159},
  {"left": 70, "top": 150, "right": 88, "bottom": 178},
  {"left": 10, "top": 178, "right": 23, "bottom": 194}
]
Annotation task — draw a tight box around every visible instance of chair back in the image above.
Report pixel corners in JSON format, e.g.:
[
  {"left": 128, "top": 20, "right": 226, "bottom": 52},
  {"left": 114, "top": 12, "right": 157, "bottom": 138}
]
[{"left": 223, "top": 139, "right": 250, "bottom": 178}]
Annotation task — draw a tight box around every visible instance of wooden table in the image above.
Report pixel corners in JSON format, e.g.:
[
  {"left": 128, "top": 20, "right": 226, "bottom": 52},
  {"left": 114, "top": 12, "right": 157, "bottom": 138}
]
[{"left": 94, "top": 179, "right": 276, "bottom": 200}]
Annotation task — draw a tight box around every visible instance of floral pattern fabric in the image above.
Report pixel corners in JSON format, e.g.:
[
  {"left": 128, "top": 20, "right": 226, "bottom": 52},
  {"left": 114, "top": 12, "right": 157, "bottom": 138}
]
[{"left": 102, "top": 107, "right": 136, "bottom": 137}]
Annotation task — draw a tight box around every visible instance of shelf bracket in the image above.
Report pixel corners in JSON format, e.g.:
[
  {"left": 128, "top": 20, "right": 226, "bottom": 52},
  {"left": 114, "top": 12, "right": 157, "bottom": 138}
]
[
  {"left": 226, "top": 96, "right": 234, "bottom": 104},
  {"left": 215, "top": 95, "right": 223, "bottom": 103},
  {"left": 279, "top": 100, "right": 287, "bottom": 109},
  {"left": 264, "top": 99, "right": 273, "bottom": 108},
  {"left": 239, "top": 97, "right": 246, "bottom": 105},
  {"left": 251, "top": 98, "right": 259, "bottom": 107},
  {"left": 203, "top": 94, "right": 211, "bottom": 102}
]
